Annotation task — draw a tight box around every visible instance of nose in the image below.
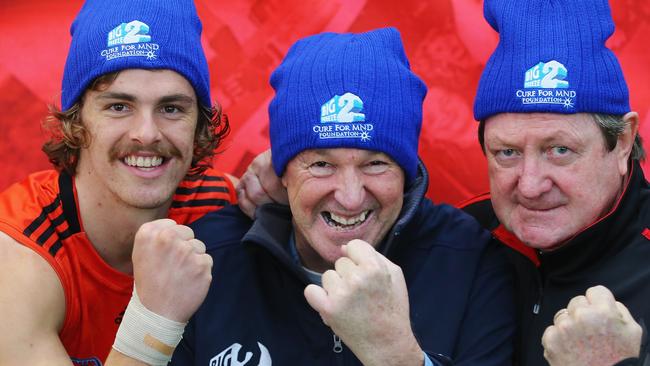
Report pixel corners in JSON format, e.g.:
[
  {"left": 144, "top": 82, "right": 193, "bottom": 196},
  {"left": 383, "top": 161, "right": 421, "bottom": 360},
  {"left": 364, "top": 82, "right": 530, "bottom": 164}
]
[
  {"left": 333, "top": 168, "right": 366, "bottom": 211},
  {"left": 517, "top": 155, "right": 553, "bottom": 199},
  {"left": 129, "top": 111, "right": 162, "bottom": 145}
]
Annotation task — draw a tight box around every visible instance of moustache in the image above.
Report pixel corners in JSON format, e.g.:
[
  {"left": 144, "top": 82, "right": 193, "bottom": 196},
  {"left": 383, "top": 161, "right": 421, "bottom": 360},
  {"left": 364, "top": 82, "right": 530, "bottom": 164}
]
[{"left": 109, "top": 140, "right": 183, "bottom": 161}]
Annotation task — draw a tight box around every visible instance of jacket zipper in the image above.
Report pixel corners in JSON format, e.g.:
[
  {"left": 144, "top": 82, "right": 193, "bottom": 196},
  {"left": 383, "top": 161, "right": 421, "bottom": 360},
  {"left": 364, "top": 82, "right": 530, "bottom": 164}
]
[
  {"left": 533, "top": 258, "right": 544, "bottom": 314},
  {"left": 332, "top": 333, "right": 343, "bottom": 353}
]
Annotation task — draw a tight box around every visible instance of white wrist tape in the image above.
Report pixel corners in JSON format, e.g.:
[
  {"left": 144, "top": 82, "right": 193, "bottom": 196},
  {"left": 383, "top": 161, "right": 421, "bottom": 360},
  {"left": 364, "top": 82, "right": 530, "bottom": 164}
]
[{"left": 113, "top": 287, "right": 187, "bottom": 365}]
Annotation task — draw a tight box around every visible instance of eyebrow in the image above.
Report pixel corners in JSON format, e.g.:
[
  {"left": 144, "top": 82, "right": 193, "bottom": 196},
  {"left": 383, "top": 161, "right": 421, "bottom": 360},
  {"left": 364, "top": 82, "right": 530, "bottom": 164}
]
[
  {"left": 311, "top": 148, "right": 381, "bottom": 159},
  {"left": 97, "top": 92, "right": 136, "bottom": 102},
  {"left": 96, "top": 92, "right": 195, "bottom": 105},
  {"left": 158, "top": 94, "right": 196, "bottom": 105}
]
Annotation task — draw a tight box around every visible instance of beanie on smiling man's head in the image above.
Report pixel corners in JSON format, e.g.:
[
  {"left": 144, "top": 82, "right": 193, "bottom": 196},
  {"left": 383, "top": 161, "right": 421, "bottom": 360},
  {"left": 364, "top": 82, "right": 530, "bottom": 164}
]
[
  {"left": 61, "top": 0, "right": 211, "bottom": 110},
  {"left": 269, "top": 27, "right": 428, "bottom": 183}
]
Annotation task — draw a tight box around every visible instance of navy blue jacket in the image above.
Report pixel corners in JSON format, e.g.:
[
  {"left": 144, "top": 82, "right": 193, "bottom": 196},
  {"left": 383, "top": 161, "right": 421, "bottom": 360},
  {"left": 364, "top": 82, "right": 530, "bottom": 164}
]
[{"left": 172, "top": 163, "right": 515, "bottom": 365}]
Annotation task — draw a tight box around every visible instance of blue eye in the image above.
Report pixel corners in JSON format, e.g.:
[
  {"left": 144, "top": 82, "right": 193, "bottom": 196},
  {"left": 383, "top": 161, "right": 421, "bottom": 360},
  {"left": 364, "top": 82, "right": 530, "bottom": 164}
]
[
  {"left": 496, "top": 148, "right": 519, "bottom": 158},
  {"left": 551, "top": 146, "right": 569, "bottom": 155}
]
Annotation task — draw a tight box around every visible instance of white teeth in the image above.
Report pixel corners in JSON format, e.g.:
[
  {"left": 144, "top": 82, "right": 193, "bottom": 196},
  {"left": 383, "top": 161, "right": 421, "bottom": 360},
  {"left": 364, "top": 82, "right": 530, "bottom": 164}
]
[
  {"left": 123, "top": 155, "right": 163, "bottom": 168},
  {"left": 329, "top": 210, "right": 369, "bottom": 226}
]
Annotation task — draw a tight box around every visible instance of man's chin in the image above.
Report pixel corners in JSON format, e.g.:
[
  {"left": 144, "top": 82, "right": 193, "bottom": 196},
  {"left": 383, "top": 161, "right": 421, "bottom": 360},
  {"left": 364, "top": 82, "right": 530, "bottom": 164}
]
[
  {"left": 515, "top": 229, "right": 568, "bottom": 252},
  {"left": 121, "top": 190, "right": 174, "bottom": 210}
]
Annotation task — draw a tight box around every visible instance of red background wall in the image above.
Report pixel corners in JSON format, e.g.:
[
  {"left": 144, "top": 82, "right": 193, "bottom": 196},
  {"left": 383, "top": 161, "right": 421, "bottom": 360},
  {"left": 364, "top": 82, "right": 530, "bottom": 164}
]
[{"left": 1, "top": 0, "right": 648, "bottom": 205}]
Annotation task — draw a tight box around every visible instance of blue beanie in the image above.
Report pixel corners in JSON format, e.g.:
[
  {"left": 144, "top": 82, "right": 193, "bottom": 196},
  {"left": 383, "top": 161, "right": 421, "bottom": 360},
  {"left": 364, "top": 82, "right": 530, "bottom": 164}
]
[
  {"left": 269, "top": 27, "right": 427, "bottom": 183},
  {"left": 61, "top": 0, "right": 211, "bottom": 110},
  {"left": 474, "top": 0, "right": 630, "bottom": 121}
]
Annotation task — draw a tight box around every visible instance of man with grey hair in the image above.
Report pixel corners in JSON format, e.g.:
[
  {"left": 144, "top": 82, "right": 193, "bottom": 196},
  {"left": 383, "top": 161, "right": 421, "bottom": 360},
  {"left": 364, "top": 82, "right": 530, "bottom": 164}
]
[
  {"left": 236, "top": 1, "right": 650, "bottom": 365},
  {"left": 463, "top": 0, "right": 650, "bottom": 365}
]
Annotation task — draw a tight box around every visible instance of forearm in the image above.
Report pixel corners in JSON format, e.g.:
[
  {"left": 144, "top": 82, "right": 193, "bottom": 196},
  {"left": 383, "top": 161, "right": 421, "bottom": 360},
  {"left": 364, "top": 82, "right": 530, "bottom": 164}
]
[
  {"left": 105, "top": 350, "right": 150, "bottom": 366},
  {"left": 352, "top": 330, "right": 424, "bottom": 366}
]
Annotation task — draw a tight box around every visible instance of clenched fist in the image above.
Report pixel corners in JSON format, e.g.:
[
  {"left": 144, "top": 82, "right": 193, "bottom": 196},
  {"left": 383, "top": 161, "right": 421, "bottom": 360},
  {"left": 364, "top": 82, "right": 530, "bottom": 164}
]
[
  {"left": 542, "top": 285, "right": 642, "bottom": 366},
  {"left": 132, "top": 219, "right": 213, "bottom": 323},
  {"left": 304, "top": 239, "right": 423, "bottom": 366}
]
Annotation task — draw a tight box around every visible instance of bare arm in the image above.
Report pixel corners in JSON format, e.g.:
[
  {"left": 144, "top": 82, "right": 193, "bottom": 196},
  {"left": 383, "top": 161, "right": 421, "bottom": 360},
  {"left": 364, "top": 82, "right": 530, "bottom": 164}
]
[
  {"left": 105, "top": 351, "right": 149, "bottom": 366},
  {"left": 0, "top": 231, "right": 72, "bottom": 366},
  {"left": 105, "top": 219, "right": 212, "bottom": 366}
]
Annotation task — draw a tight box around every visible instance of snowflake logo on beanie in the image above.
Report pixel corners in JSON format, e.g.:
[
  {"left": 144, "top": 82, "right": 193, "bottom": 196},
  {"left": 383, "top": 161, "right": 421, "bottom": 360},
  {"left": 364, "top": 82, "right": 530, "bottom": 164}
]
[
  {"left": 515, "top": 60, "right": 576, "bottom": 109},
  {"left": 312, "top": 92, "right": 373, "bottom": 142},
  {"left": 100, "top": 20, "right": 159, "bottom": 61}
]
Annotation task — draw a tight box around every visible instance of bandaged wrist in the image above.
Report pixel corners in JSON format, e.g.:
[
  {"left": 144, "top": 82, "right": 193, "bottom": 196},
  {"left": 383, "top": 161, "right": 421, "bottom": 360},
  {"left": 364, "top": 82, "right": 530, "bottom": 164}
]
[{"left": 113, "top": 287, "right": 186, "bottom": 365}]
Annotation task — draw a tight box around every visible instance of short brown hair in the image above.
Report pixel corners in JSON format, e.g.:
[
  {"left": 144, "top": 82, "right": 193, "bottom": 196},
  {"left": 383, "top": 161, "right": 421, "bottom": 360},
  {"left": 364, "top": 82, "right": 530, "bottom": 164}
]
[{"left": 42, "top": 72, "right": 229, "bottom": 178}]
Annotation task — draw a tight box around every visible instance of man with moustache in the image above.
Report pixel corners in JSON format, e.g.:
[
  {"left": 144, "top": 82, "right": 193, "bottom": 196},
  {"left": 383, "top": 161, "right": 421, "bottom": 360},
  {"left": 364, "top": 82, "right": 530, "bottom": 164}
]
[{"left": 0, "top": 0, "right": 235, "bottom": 364}]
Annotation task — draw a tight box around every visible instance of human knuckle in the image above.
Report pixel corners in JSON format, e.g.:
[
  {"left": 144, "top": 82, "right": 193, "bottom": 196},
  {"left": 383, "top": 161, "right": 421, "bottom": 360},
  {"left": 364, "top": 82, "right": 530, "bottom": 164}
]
[
  {"left": 572, "top": 309, "right": 595, "bottom": 327},
  {"left": 135, "top": 222, "right": 157, "bottom": 240},
  {"left": 555, "top": 318, "right": 575, "bottom": 333},
  {"left": 347, "top": 273, "right": 365, "bottom": 290},
  {"left": 568, "top": 295, "right": 587, "bottom": 309},
  {"left": 156, "top": 227, "right": 178, "bottom": 245},
  {"left": 543, "top": 349, "right": 556, "bottom": 364},
  {"left": 334, "top": 256, "right": 351, "bottom": 269},
  {"left": 322, "top": 269, "right": 337, "bottom": 282},
  {"left": 202, "top": 254, "right": 213, "bottom": 268},
  {"left": 542, "top": 326, "right": 558, "bottom": 345},
  {"left": 390, "top": 264, "right": 404, "bottom": 278}
]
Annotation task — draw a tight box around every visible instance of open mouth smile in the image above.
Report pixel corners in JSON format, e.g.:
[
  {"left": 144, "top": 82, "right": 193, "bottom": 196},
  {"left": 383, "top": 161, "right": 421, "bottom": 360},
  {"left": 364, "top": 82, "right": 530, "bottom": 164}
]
[
  {"left": 123, "top": 155, "right": 166, "bottom": 170},
  {"left": 321, "top": 210, "right": 372, "bottom": 229}
]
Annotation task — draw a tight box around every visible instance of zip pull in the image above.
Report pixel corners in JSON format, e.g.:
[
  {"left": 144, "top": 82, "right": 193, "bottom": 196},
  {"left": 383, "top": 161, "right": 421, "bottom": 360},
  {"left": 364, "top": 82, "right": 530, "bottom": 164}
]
[
  {"left": 332, "top": 334, "right": 343, "bottom": 353},
  {"left": 533, "top": 284, "right": 543, "bottom": 314},
  {"left": 532, "top": 302, "right": 540, "bottom": 314}
]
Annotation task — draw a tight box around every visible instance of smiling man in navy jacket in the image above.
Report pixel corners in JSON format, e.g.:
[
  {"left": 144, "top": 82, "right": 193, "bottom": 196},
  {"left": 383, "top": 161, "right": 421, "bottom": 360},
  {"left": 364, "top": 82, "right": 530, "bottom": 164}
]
[
  {"left": 174, "top": 28, "right": 514, "bottom": 366},
  {"left": 109, "top": 27, "right": 515, "bottom": 366}
]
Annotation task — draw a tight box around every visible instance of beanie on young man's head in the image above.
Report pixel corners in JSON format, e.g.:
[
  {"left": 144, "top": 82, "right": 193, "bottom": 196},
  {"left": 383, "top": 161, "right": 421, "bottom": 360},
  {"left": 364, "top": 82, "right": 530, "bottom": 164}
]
[
  {"left": 269, "top": 27, "right": 427, "bottom": 183},
  {"left": 61, "top": 0, "right": 210, "bottom": 110},
  {"left": 473, "top": 0, "right": 630, "bottom": 121}
]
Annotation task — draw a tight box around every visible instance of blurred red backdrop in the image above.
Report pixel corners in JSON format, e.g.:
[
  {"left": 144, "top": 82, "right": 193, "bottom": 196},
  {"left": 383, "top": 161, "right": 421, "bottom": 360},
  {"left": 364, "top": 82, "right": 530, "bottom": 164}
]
[{"left": 1, "top": 0, "right": 648, "bottom": 205}]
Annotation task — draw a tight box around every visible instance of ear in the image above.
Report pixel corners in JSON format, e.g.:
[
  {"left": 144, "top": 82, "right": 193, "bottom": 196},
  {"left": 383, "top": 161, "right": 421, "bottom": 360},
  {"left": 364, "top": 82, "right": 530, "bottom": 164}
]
[{"left": 616, "top": 111, "right": 639, "bottom": 176}]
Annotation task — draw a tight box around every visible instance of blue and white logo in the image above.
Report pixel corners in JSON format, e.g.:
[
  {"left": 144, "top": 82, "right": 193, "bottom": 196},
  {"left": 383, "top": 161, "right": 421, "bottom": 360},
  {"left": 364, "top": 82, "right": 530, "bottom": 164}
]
[
  {"left": 107, "top": 20, "right": 151, "bottom": 47},
  {"left": 100, "top": 20, "right": 159, "bottom": 61},
  {"left": 320, "top": 93, "right": 365, "bottom": 123},
  {"left": 516, "top": 60, "right": 576, "bottom": 109},
  {"left": 524, "top": 60, "right": 569, "bottom": 89},
  {"left": 313, "top": 92, "right": 372, "bottom": 142}
]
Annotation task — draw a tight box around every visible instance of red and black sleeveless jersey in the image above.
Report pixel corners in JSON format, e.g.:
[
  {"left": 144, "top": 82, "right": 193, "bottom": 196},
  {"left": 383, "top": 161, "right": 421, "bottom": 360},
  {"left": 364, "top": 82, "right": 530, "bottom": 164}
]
[{"left": 0, "top": 168, "right": 236, "bottom": 365}]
